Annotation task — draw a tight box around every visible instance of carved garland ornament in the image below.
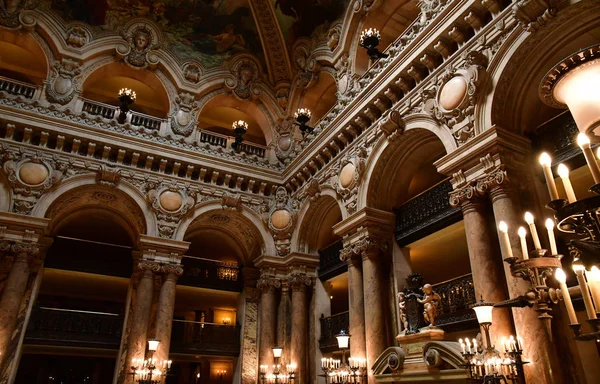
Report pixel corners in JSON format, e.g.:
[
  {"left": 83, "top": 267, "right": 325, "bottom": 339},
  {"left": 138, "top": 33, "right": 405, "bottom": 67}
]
[{"left": 2, "top": 153, "right": 64, "bottom": 214}]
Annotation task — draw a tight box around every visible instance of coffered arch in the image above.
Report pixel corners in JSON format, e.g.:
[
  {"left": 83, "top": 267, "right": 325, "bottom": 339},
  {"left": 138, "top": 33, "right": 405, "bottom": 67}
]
[
  {"left": 480, "top": 0, "right": 600, "bottom": 134},
  {"left": 32, "top": 174, "right": 156, "bottom": 239},
  {"left": 359, "top": 116, "right": 453, "bottom": 211}
]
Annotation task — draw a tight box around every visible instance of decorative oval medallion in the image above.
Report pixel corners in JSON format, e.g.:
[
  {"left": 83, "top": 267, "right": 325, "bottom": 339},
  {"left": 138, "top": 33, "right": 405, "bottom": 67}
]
[
  {"left": 278, "top": 136, "right": 292, "bottom": 151},
  {"left": 159, "top": 191, "right": 183, "bottom": 212},
  {"left": 439, "top": 76, "right": 467, "bottom": 111},
  {"left": 18, "top": 162, "right": 48, "bottom": 186},
  {"left": 176, "top": 110, "right": 190, "bottom": 126},
  {"left": 271, "top": 209, "right": 291, "bottom": 229},
  {"left": 54, "top": 77, "right": 73, "bottom": 95},
  {"left": 339, "top": 163, "right": 356, "bottom": 188}
]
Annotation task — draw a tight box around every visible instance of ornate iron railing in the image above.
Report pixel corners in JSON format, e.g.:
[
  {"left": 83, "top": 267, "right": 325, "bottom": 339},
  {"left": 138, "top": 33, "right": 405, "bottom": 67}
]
[
  {"left": 395, "top": 179, "right": 461, "bottom": 246},
  {"left": 179, "top": 256, "right": 243, "bottom": 292},
  {"left": 533, "top": 111, "right": 587, "bottom": 167},
  {"left": 318, "top": 240, "right": 346, "bottom": 281},
  {"left": 319, "top": 311, "right": 349, "bottom": 353},
  {"left": 432, "top": 274, "right": 477, "bottom": 329},
  {"left": 25, "top": 307, "right": 123, "bottom": 348},
  {"left": 170, "top": 320, "right": 241, "bottom": 357},
  {"left": 0, "top": 76, "right": 37, "bottom": 99}
]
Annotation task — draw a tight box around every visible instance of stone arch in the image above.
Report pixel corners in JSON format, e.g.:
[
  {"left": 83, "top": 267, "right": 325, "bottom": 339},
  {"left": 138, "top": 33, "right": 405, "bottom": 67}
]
[
  {"left": 359, "top": 117, "right": 452, "bottom": 211},
  {"left": 198, "top": 92, "right": 276, "bottom": 146},
  {"left": 292, "top": 187, "right": 345, "bottom": 254},
  {"left": 31, "top": 174, "right": 156, "bottom": 239},
  {"left": 478, "top": 0, "right": 600, "bottom": 134},
  {"left": 174, "top": 200, "right": 276, "bottom": 263},
  {"left": 80, "top": 60, "right": 171, "bottom": 118},
  {"left": 0, "top": 27, "right": 49, "bottom": 85}
]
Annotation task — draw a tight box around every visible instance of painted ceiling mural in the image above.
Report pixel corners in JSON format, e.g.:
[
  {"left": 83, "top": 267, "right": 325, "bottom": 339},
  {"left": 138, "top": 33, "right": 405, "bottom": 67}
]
[
  {"left": 273, "top": 0, "right": 348, "bottom": 46},
  {"left": 40, "top": 0, "right": 266, "bottom": 68}
]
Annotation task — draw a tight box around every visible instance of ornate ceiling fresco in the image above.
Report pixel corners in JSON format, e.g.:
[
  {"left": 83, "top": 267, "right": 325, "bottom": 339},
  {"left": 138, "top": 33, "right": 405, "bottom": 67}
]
[
  {"left": 273, "top": 0, "right": 348, "bottom": 46},
  {"left": 41, "top": 0, "right": 266, "bottom": 68}
]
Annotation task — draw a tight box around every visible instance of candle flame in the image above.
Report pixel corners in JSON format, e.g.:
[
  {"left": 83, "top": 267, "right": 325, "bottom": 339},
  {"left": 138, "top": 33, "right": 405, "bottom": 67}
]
[
  {"left": 498, "top": 221, "right": 508, "bottom": 233},
  {"left": 557, "top": 163, "right": 570, "bottom": 178},
  {"left": 539, "top": 152, "right": 552, "bottom": 166},
  {"left": 524, "top": 212, "right": 534, "bottom": 225},
  {"left": 545, "top": 218, "right": 555, "bottom": 230},
  {"left": 518, "top": 226, "right": 527, "bottom": 238},
  {"left": 577, "top": 132, "right": 591, "bottom": 147},
  {"left": 555, "top": 268, "right": 567, "bottom": 283}
]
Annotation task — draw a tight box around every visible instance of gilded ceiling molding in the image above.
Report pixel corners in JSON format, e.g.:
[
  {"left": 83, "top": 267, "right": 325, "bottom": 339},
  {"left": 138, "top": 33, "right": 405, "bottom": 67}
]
[{"left": 248, "top": 0, "right": 292, "bottom": 86}]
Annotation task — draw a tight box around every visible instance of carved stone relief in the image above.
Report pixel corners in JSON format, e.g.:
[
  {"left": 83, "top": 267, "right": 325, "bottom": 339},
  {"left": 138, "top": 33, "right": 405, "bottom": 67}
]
[
  {"left": 226, "top": 58, "right": 260, "bottom": 100},
  {"left": 0, "top": 0, "right": 35, "bottom": 28},
  {"left": 146, "top": 183, "right": 195, "bottom": 239},
  {"left": 116, "top": 22, "right": 160, "bottom": 69},
  {"left": 336, "top": 146, "right": 368, "bottom": 215},
  {"left": 170, "top": 93, "right": 199, "bottom": 137},
  {"left": 264, "top": 187, "right": 298, "bottom": 257},
  {"left": 45, "top": 58, "right": 81, "bottom": 105}
]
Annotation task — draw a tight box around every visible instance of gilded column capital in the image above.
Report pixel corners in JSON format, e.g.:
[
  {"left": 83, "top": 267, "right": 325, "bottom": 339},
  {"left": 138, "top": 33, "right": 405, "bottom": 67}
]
[
  {"left": 288, "top": 273, "right": 313, "bottom": 292},
  {"left": 161, "top": 263, "right": 184, "bottom": 280}
]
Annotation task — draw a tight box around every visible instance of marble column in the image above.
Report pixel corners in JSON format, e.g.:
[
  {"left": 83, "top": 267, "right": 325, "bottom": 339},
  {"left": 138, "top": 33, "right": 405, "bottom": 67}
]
[
  {"left": 341, "top": 254, "right": 366, "bottom": 362},
  {"left": 290, "top": 274, "right": 311, "bottom": 384},
  {"left": 258, "top": 276, "right": 279, "bottom": 369},
  {"left": 0, "top": 242, "right": 38, "bottom": 367},
  {"left": 489, "top": 183, "right": 563, "bottom": 383},
  {"left": 123, "top": 263, "right": 156, "bottom": 383},
  {"left": 239, "top": 268, "right": 259, "bottom": 384},
  {"left": 459, "top": 197, "right": 513, "bottom": 341},
  {"left": 153, "top": 264, "right": 183, "bottom": 366},
  {"left": 360, "top": 242, "right": 387, "bottom": 383}
]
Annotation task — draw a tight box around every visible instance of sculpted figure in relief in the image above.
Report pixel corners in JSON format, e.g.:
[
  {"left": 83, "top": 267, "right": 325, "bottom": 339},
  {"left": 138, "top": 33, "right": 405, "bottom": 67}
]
[
  {"left": 418, "top": 284, "right": 441, "bottom": 326},
  {"left": 397, "top": 291, "right": 408, "bottom": 331}
]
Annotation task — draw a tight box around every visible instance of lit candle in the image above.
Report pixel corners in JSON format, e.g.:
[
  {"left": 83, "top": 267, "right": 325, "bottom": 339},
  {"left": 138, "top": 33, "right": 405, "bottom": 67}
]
[
  {"left": 501, "top": 336, "right": 507, "bottom": 352},
  {"left": 524, "top": 212, "right": 542, "bottom": 250},
  {"left": 465, "top": 338, "right": 471, "bottom": 353},
  {"left": 557, "top": 164, "right": 577, "bottom": 203},
  {"left": 589, "top": 266, "right": 600, "bottom": 313},
  {"left": 574, "top": 264, "right": 597, "bottom": 319},
  {"left": 517, "top": 336, "right": 523, "bottom": 352},
  {"left": 473, "top": 339, "right": 478, "bottom": 353},
  {"left": 539, "top": 152, "right": 560, "bottom": 200},
  {"left": 498, "top": 221, "right": 514, "bottom": 258},
  {"left": 545, "top": 218, "right": 558, "bottom": 255},
  {"left": 509, "top": 335, "right": 516, "bottom": 352},
  {"left": 577, "top": 133, "right": 600, "bottom": 184},
  {"left": 517, "top": 227, "right": 529, "bottom": 260},
  {"left": 556, "top": 268, "right": 577, "bottom": 324}
]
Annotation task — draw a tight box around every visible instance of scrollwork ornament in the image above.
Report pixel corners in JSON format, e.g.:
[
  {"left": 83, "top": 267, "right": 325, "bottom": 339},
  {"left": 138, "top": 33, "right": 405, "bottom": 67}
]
[
  {"left": 146, "top": 184, "right": 195, "bottom": 238},
  {"left": 0, "top": 0, "right": 35, "bottom": 28},
  {"left": 137, "top": 260, "right": 162, "bottom": 273},
  {"left": 170, "top": 92, "right": 199, "bottom": 137},
  {"left": 264, "top": 187, "right": 298, "bottom": 256},
  {"left": 45, "top": 58, "right": 81, "bottom": 105}
]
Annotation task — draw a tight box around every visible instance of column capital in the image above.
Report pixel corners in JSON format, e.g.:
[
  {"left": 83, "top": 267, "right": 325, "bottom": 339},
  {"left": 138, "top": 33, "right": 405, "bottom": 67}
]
[
  {"left": 257, "top": 268, "right": 281, "bottom": 294},
  {"left": 161, "top": 263, "right": 184, "bottom": 279},
  {"left": 136, "top": 260, "right": 162, "bottom": 274},
  {"left": 342, "top": 235, "right": 389, "bottom": 262},
  {"left": 288, "top": 273, "right": 313, "bottom": 292}
]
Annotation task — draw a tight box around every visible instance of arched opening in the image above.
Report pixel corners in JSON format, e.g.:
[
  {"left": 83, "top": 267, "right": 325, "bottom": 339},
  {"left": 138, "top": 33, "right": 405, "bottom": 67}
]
[
  {"left": 354, "top": 0, "right": 419, "bottom": 75},
  {"left": 0, "top": 29, "right": 48, "bottom": 85},
  {"left": 18, "top": 189, "right": 144, "bottom": 383},
  {"left": 199, "top": 94, "right": 270, "bottom": 146},
  {"left": 166, "top": 210, "right": 266, "bottom": 382},
  {"left": 296, "top": 71, "right": 337, "bottom": 126},
  {"left": 81, "top": 62, "right": 170, "bottom": 118}
]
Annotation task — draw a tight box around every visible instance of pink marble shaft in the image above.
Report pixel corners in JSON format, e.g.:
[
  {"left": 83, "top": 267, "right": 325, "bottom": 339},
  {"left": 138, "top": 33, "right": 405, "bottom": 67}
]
[
  {"left": 346, "top": 257, "right": 366, "bottom": 362},
  {"left": 362, "top": 253, "right": 386, "bottom": 383},
  {"left": 124, "top": 269, "right": 154, "bottom": 382},
  {"left": 461, "top": 198, "right": 514, "bottom": 342},
  {"left": 290, "top": 284, "right": 307, "bottom": 383},
  {"left": 153, "top": 273, "right": 178, "bottom": 365},
  {"left": 0, "top": 252, "right": 31, "bottom": 366},
  {"left": 259, "top": 286, "right": 277, "bottom": 369}
]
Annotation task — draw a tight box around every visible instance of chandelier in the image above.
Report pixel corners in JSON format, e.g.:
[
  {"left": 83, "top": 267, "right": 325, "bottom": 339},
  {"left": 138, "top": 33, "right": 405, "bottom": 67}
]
[
  {"left": 259, "top": 346, "right": 297, "bottom": 383},
  {"left": 231, "top": 120, "right": 249, "bottom": 151},
  {"left": 458, "top": 300, "right": 526, "bottom": 384},
  {"left": 117, "top": 88, "right": 136, "bottom": 124},
  {"left": 130, "top": 339, "right": 171, "bottom": 384},
  {"left": 217, "top": 262, "right": 239, "bottom": 281},
  {"left": 359, "top": 28, "right": 388, "bottom": 61},
  {"left": 320, "top": 330, "right": 367, "bottom": 383},
  {"left": 294, "top": 108, "right": 314, "bottom": 136}
]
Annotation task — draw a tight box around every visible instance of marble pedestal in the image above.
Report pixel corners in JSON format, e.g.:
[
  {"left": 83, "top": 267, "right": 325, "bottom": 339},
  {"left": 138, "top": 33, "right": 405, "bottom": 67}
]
[{"left": 395, "top": 327, "right": 445, "bottom": 375}]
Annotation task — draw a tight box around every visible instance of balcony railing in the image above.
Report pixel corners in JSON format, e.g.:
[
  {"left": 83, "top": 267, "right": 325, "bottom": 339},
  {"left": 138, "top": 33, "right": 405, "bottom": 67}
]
[
  {"left": 179, "top": 256, "right": 243, "bottom": 292},
  {"left": 432, "top": 273, "right": 477, "bottom": 331},
  {"left": 395, "top": 179, "right": 462, "bottom": 246},
  {"left": 130, "top": 110, "right": 163, "bottom": 130},
  {"left": 319, "top": 311, "right": 349, "bottom": 353},
  {"left": 82, "top": 99, "right": 117, "bottom": 119},
  {"left": 170, "top": 320, "right": 240, "bottom": 357},
  {"left": 0, "top": 76, "right": 37, "bottom": 99},
  {"left": 199, "top": 129, "right": 266, "bottom": 158},
  {"left": 25, "top": 307, "right": 123, "bottom": 349},
  {"left": 318, "top": 240, "right": 346, "bottom": 281}
]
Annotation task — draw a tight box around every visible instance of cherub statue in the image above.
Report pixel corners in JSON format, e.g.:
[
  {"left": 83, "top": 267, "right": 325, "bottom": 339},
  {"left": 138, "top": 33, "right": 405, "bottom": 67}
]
[
  {"left": 418, "top": 284, "right": 441, "bottom": 326},
  {"left": 397, "top": 291, "right": 408, "bottom": 331}
]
